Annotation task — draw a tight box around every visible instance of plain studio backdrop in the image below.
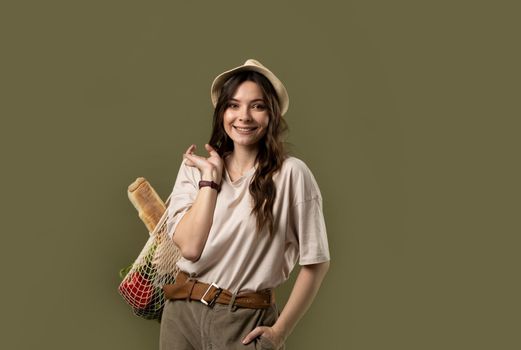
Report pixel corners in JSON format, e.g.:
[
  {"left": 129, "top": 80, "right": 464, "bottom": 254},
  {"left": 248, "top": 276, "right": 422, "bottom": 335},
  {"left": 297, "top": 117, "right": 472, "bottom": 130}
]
[{"left": 1, "top": 1, "right": 519, "bottom": 349}]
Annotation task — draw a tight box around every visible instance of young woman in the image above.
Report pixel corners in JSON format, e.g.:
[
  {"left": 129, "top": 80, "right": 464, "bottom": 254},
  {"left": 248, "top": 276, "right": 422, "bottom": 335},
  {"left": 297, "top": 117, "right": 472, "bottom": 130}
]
[{"left": 160, "top": 59, "right": 330, "bottom": 350}]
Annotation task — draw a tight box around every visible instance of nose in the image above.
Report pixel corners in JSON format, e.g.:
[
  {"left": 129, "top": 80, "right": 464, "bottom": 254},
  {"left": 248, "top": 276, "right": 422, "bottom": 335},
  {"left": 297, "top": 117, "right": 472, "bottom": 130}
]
[{"left": 238, "top": 106, "right": 253, "bottom": 121}]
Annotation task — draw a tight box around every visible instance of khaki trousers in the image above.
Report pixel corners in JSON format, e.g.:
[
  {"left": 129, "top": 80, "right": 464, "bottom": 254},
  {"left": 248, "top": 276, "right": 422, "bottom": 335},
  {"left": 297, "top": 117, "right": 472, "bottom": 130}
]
[{"left": 159, "top": 299, "right": 285, "bottom": 350}]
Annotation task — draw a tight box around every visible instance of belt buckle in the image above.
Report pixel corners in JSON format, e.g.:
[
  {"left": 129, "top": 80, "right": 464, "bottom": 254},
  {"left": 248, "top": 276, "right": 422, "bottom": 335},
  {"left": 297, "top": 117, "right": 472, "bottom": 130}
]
[{"left": 200, "top": 282, "right": 223, "bottom": 307}]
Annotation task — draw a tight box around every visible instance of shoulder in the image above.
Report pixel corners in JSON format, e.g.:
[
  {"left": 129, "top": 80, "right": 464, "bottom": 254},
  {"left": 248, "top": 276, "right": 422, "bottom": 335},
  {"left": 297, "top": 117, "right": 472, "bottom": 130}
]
[
  {"left": 278, "top": 156, "right": 322, "bottom": 203},
  {"left": 280, "top": 156, "right": 314, "bottom": 175}
]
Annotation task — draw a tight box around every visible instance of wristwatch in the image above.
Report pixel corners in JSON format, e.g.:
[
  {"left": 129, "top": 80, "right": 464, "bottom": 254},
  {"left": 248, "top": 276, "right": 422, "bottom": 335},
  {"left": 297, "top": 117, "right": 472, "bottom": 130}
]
[{"left": 198, "top": 180, "right": 221, "bottom": 192}]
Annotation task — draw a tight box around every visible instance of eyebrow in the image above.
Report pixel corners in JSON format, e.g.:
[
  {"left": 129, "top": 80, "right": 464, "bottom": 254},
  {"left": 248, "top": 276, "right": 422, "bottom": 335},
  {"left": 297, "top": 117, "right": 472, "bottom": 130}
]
[{"left": 229, "top": 98, "right": 265, "bottom": 103}]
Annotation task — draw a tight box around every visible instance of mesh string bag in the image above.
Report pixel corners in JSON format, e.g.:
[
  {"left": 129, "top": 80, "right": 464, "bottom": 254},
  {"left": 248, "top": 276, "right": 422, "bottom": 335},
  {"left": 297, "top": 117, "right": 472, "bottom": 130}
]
[{"left": 118, "top": 186, "right": 182, "bottom": 321}]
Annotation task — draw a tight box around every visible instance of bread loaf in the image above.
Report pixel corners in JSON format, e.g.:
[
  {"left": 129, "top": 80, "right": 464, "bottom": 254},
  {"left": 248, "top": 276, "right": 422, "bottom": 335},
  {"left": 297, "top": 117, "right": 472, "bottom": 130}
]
[{"left": 127, "top": 177, "right": 166, "bottom": 232}]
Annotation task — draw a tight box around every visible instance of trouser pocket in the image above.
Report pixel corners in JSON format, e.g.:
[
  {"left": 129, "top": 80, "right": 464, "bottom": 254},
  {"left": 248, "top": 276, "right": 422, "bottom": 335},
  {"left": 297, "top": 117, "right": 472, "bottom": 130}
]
[{"left": 258, "top": 335, "right": 276, "bottom": 350}]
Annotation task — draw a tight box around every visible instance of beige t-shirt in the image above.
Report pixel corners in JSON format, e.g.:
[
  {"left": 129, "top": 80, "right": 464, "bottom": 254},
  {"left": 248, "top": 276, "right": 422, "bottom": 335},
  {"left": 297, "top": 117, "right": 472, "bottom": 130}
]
[{"left": 166, "top": 156, "right": 330, "bottom": 293}]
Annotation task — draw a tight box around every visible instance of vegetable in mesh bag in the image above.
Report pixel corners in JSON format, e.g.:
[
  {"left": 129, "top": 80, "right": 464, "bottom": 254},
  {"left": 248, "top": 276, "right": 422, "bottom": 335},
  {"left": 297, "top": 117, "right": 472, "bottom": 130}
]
[
  {"left": 118, "top": 177, "right": 182, "bottom": 320},
  {"left": 118, "top": 241, "right": 157, "bottom": 309}
]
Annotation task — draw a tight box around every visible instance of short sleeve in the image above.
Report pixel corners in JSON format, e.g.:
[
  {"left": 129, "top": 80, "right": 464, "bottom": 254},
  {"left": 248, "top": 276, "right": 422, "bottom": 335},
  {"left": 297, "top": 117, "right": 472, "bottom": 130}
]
[
  {"left": 166, "top": 159, "right": 198, "bottom": 239},
  {"left": 289, "top": 160, "right": 331, "bottom": 265},
  {"left": 293, "top": 197, "right": 330, "bottom": 265}
]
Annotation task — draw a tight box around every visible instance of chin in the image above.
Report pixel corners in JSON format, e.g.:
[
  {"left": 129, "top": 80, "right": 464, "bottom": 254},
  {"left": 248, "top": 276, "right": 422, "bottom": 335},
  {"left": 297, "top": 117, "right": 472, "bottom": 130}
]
[{"left": 233, "top": 141, "right": 260, "bottom": 148}]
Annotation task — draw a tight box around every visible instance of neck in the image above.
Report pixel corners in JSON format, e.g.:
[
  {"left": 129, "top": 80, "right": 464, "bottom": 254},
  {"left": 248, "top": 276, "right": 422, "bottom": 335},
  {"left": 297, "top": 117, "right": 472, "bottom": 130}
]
[{"left": 229, "top": 145, "right": 258, "bottom": 173}]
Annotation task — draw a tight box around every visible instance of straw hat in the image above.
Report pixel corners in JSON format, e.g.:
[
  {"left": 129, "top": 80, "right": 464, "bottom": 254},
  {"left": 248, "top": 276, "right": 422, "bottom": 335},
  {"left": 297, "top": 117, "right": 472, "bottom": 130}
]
[{"left": 210, "top": 59, "right": 289, "bottom": 116}]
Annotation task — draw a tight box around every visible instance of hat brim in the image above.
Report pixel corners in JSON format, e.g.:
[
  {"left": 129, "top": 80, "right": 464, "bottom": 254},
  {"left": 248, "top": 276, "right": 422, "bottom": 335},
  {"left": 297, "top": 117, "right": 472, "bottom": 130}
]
[{"left": 210, "top": 59, "right": 289, "bottom": 116}]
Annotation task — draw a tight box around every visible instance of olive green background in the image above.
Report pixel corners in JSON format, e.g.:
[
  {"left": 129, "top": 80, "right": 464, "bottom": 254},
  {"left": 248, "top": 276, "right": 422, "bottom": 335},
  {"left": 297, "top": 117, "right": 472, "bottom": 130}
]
[{"left": 1, "top": 0, "right": 519, "bottom": 349}]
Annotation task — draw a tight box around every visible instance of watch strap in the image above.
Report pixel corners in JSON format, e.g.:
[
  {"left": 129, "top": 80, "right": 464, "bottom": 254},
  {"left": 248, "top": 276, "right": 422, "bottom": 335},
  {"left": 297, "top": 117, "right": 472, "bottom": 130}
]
[{"left": 198, "top": 180, "right": 221, "bottom": 192}]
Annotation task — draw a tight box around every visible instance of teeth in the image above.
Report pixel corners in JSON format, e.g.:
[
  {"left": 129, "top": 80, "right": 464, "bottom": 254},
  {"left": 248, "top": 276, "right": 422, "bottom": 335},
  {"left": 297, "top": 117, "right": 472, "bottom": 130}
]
[{"left": 235, "top": 126, "right": 255, "bottom": 131}]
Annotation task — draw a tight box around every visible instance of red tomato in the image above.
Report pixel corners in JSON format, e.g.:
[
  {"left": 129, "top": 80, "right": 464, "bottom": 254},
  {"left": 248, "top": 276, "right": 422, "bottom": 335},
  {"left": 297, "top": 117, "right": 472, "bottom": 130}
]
[{"left": 119, "top": 271, "right": 154, "bottom": 309}]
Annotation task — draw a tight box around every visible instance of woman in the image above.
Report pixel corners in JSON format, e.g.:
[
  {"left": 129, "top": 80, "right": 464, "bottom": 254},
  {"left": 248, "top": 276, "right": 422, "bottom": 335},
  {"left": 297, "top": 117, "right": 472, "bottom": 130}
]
[{"left": 160, "top": 59, "right": 330, "bottom": 350}]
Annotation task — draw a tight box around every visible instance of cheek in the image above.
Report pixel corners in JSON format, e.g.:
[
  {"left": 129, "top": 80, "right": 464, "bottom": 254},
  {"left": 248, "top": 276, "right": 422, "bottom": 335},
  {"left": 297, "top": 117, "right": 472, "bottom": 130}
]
[
  {"left": 222, "top": 114, "right": 233, "bottom": 130},
  {"left": 257, "top": 113, "right": 270, "bottom": 127},
  {"left": 261, "top": 118, "right": 270, "bottom": 131},
  {"left": 258, "top": 121, "right": 270, "bottom": 138},
  {"left": 222, "top": 112, "right": 231, "bottom": 124},
  {"left": 223, "top": 124, "right": 233, "bottom": 136}
]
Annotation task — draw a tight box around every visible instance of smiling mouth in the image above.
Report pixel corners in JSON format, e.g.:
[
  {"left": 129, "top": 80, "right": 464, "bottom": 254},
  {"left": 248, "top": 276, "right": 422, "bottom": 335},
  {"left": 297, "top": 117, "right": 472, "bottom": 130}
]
[{"left": 233, "top": 126, "right": 258, "bottom": 132}]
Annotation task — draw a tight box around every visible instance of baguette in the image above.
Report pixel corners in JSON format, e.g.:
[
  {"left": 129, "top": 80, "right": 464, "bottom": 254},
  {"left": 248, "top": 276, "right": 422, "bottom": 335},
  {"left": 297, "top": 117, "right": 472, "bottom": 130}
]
[{"left": 127, "top": 177, "right": 166, "bottom": 232}]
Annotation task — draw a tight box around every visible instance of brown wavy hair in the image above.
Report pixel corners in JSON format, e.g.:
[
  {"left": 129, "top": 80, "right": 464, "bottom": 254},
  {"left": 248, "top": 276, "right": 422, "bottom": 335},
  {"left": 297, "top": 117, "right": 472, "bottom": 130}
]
[{"left": 208, "top": 70, "right": 290, "bottom": 235}]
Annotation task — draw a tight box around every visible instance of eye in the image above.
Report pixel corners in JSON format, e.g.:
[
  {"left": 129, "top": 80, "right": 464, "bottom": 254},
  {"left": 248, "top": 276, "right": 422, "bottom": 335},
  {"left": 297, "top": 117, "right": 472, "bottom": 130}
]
[
  {"left": 252, "top": 104, "right": 266, "bottom": 110},
  {"left": 227, "top": 102, "right": 239, "bottom": 109}
]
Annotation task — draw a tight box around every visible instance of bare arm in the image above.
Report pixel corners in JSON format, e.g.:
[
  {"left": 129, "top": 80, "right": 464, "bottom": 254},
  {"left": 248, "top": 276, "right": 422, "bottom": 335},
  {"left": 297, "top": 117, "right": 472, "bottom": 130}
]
[
  {"left": 171, "top": 144, "right": 223, "bottom": 262},
  {"left": 242, "top": 261, "right": 330, "bottom": 347},
  {"left": 172, "top": 184, "right": 218, "bottom": 261}
]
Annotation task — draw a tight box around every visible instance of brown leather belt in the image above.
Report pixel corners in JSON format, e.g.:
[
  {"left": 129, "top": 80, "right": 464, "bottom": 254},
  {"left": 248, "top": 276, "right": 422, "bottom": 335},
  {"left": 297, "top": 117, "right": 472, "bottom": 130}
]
[{"left": 163, "top": 271, "right": 275, "bottom": 309}]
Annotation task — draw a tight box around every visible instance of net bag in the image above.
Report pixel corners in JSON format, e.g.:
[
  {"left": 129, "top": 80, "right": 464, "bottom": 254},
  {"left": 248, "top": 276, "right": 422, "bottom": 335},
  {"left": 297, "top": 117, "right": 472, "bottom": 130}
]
[{"left": 118, "top": 178, "right": 182, "bottom": 320}]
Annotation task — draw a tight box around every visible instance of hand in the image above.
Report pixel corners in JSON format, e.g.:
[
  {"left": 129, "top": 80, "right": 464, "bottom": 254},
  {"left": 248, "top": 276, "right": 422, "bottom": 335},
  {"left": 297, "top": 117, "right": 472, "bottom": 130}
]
[
  {"left": 183, "top": 144, "right": 223, "bottom": 183},
  {"left": 242, "top": 326, "right": 285, "bottom": 349}
]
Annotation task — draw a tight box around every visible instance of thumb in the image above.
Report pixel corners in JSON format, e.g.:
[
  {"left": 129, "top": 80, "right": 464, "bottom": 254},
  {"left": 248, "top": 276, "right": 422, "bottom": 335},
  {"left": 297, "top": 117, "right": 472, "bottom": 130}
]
[{"left": 242, "top": 326, "right": 265, "bottom": 345}]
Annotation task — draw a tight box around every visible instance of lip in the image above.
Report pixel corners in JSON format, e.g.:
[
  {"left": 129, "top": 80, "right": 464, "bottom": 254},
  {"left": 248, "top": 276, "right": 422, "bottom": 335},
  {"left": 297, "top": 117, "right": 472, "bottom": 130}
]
[{"left": 233, "top": 125, "right": 258, "bottom": 133}]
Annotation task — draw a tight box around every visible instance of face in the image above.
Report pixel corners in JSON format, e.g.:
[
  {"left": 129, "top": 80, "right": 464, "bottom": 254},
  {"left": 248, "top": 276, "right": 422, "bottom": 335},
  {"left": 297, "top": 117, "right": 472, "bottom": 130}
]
[{"left": 222, "top": 80, "right": 270, "bottom": 150}]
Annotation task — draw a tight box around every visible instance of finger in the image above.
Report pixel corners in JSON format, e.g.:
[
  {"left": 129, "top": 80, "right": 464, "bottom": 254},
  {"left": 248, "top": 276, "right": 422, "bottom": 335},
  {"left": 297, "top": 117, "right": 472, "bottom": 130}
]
[
  {"left": 185, "top": 152, "right": 207, "bottom": 162},
  {"left": 185, "top": 144, "right": 196, "bottom": 155},
  {"left": 242, "top": 327, "right": 265, "bottom": 344},
  {"left": 183, "top": 153, "right": 198, "bottom": 166},
  {"left": 183, "top": 158, "right": 194, "bottom": 167},
  {"left": 205, "top": 143, "right": 219, "bottom": 156}
]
